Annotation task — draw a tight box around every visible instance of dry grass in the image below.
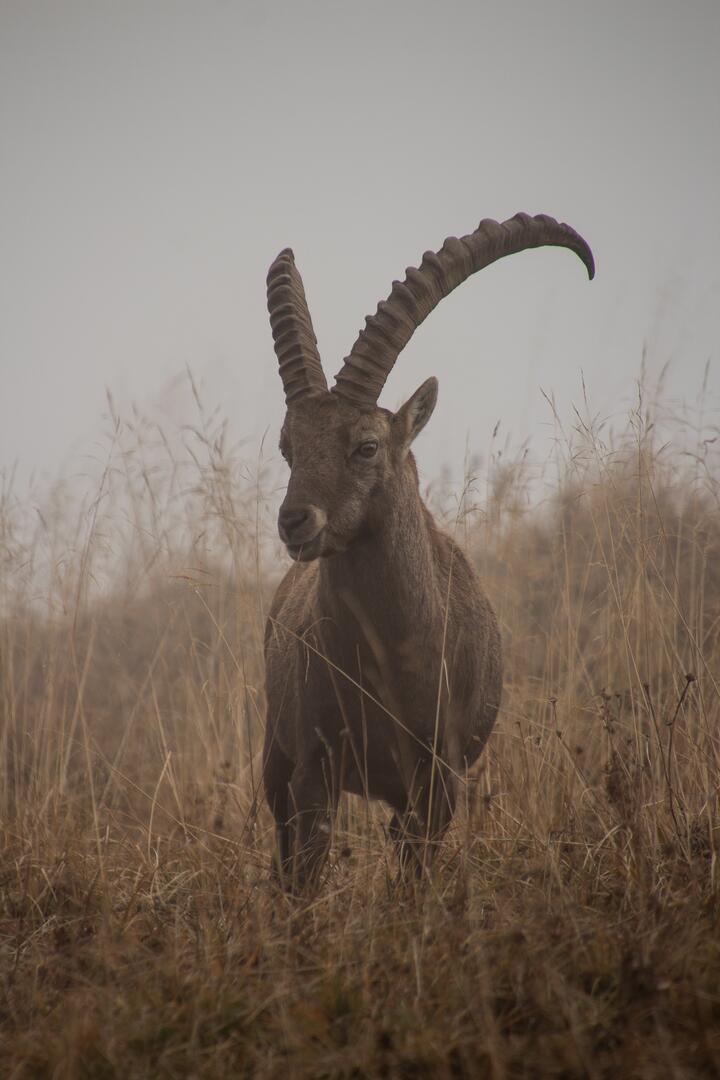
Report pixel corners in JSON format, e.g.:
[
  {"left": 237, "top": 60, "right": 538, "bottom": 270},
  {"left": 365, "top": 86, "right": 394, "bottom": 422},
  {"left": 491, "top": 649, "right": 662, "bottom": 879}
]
[{"left": 1, "top": 377, "right": 720, "bottom": 1078}]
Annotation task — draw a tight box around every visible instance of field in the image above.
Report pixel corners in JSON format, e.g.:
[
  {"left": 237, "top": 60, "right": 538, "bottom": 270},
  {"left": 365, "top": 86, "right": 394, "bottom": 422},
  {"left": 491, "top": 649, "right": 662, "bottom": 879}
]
[{"left": 1, "top": 379, "right": 719, "bottom": 1078}]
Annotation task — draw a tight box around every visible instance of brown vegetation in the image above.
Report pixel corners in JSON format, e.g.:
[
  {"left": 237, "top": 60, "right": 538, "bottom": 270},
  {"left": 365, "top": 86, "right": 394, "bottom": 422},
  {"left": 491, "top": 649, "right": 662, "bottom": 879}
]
[{"left": 1, "top": 380, "right": 719, "bottom": 1077}]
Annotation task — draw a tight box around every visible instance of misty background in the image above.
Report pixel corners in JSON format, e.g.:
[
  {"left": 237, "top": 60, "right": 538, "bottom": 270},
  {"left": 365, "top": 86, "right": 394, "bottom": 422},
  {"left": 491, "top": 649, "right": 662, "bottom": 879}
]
[{"left": 1, "top": 0, "right": 719, "bottom": 492}]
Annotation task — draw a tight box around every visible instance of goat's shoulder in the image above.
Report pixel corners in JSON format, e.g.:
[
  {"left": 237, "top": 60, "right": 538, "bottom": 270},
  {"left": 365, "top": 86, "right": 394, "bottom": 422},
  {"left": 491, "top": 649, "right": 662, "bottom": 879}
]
[
  {"left": 431, "top": 523, "right": 497, "bottom": 625},
  {"left": 428, "top": 520, "right": 477, "bottom": 586}
]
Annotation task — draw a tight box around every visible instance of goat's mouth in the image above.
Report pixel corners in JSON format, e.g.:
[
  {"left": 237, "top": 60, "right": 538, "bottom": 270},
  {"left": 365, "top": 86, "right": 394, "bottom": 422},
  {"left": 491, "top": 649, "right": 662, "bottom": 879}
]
[{"left": 285, "top": 530, "right": 326, "bottom": 562}]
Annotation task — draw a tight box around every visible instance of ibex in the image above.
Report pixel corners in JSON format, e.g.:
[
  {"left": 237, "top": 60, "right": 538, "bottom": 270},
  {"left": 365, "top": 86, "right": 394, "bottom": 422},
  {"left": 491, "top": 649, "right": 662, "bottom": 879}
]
[{"left": 263, "top": 212, "right": 594, "bottom": 889}]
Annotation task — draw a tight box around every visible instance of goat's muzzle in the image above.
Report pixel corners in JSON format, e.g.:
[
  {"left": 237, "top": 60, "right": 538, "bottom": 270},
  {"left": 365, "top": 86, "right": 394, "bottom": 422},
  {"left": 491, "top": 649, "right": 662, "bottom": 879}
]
[{"left": 278, "top": 503, "right": 328, "bottom": 560}]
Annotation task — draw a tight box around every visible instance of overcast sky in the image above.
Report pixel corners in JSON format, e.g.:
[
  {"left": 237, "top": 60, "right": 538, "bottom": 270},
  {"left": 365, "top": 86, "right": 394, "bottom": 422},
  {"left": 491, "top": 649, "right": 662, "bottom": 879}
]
[{"left": 2, "top": 0, "right": 719, "bottom": 489}]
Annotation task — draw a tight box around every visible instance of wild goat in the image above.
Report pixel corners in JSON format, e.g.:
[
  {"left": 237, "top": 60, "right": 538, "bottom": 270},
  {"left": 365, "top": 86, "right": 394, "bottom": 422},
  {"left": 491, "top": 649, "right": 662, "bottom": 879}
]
[{"left": 263, "top": 212, "right": 594, "bottom": 889}]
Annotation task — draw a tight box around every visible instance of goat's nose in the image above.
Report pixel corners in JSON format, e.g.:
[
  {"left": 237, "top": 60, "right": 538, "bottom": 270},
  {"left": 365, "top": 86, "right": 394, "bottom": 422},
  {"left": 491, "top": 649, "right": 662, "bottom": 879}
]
[{"left": 278, "top": 506, "right": 310, "bottom": 542}]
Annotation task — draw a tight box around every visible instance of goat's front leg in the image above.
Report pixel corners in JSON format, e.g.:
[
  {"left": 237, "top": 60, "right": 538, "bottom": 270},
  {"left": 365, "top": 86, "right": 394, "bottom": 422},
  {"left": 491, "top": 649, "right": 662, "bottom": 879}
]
[
  {"left": 392, "top": 754, "right": 457, "bottom": 877},
  {"left": 286, "top": 746, "right": 339, "bottom": 892},
  {"left": 263, "top": 737, "right": 294, "bottom": 885}
]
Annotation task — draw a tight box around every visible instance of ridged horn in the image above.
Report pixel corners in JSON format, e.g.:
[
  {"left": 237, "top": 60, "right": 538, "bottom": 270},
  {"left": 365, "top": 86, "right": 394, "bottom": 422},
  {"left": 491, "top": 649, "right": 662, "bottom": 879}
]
[
  {"left": 332, "top": 212, "right": 594, "bottom": 409},
  {"left": 267, "top": 248, "right": 328, "bottom": 404}
]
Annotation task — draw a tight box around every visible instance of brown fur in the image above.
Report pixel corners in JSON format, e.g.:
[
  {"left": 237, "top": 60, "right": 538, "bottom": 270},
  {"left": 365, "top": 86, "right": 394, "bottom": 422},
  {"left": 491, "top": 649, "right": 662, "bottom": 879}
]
[{"left": 263, "top": 386, "right": 502, "bottom": 888}]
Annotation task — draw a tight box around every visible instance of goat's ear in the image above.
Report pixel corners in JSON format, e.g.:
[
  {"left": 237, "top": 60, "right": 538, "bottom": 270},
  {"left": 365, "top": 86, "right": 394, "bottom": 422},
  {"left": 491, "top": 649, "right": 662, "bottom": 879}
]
[{"left": 394, "top": 377, "right": 438, "bottom": 450}]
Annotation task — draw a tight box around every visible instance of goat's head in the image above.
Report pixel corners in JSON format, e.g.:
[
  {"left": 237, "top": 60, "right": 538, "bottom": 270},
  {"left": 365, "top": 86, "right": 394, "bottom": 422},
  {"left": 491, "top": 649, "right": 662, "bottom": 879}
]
[
  {"left": 274, "top": 379, "right": 437, "bottom": 561},
  {"left": 267, "top": 213, "right": 594, "bottom": 562}
]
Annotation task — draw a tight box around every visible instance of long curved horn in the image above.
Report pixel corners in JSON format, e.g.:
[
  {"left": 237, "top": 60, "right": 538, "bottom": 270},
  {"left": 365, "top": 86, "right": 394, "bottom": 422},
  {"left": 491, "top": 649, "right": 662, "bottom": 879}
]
[
  {"left": 267, "top": 248, "right": 328, "bottom": 404},
  {"left": 332, "top": 212, "right": 594, "bottom": 409}
]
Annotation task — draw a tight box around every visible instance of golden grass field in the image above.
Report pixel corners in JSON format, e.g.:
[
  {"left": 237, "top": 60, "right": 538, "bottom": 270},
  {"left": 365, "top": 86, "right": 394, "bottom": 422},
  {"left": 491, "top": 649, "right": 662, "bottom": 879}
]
[{"left": 1, "top": 378, "right": 719, "bottom": 1078}]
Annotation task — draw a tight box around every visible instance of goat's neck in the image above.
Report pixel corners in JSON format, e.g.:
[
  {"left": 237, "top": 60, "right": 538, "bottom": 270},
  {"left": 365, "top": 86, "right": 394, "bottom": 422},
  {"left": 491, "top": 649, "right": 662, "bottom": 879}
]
[{"left": 319, "top": 475, "right": 437, "bottom": 638}]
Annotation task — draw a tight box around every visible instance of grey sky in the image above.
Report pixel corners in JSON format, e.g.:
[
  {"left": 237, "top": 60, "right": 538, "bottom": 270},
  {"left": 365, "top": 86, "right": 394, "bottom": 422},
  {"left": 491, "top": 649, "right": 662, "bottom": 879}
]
[{"left": 2, "top": 0, "right": 719, "bottom": 487}]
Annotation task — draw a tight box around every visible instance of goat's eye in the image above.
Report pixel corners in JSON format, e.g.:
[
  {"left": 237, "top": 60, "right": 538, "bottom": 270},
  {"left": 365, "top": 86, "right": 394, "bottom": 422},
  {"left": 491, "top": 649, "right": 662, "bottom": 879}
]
[{"left": 355, "top": 440, "right": 378, "bottom": 460}]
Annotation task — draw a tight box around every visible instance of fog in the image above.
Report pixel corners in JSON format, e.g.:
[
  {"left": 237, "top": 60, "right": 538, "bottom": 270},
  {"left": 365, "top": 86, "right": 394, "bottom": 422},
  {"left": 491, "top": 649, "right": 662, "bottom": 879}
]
[{"left": 2, "top": 0, "right": 719, "bottom": 487}]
